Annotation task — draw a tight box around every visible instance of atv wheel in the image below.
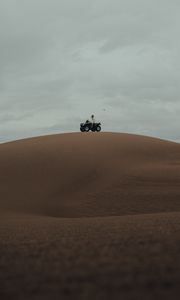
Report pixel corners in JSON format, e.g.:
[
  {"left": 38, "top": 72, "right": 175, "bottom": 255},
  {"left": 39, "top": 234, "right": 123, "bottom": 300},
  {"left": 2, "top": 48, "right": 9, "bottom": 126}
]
[
  {"left": 80, "top": 127, "right": 85, "bottom": 132},
  {"left": 96, "top": 125, "right": 101, "bottom": 132},
  {"left": 84, "top": 126, "right": 90, "bottom": 132}
]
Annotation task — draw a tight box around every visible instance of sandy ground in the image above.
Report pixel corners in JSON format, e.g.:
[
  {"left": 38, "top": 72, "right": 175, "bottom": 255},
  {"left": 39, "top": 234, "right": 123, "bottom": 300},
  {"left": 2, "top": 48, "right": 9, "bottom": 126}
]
[{"left": 0, "top": 132, "right": 180, "bottom": 299}]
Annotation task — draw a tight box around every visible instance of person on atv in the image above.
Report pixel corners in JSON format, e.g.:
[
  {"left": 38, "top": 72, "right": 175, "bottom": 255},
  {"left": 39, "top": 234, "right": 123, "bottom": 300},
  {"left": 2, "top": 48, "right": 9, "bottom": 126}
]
[
  {"left": 91, "top": 114, "right": 95, "bottom": 124},
  {"left": 80, "top": 115, "right": 101, "bottom": 132},
  {"left": 85, "top": 115, "right": 95, "bottom": 128}
]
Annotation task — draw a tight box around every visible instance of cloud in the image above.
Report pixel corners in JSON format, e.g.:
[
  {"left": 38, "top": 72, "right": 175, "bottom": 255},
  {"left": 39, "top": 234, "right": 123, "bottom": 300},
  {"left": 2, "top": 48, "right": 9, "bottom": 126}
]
[{"left": 0, "top": 0, "right": 180, "bottom": 142}]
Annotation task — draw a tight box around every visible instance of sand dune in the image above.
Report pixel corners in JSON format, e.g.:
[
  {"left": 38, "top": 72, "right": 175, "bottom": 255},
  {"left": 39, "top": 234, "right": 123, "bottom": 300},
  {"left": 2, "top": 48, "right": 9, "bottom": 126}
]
[
  {"left": 1, "top": 132, "right": 180, "bottom": 300},
  {"left": 0, "top": 132, "right": 180, "bottom": 217}
]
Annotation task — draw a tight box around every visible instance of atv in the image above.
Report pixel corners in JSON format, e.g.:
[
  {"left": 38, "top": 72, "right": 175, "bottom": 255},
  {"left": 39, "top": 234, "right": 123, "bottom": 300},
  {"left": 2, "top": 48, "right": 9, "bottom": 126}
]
[{"left": 80, "top": 121, "right": 101, "bottom": 132}]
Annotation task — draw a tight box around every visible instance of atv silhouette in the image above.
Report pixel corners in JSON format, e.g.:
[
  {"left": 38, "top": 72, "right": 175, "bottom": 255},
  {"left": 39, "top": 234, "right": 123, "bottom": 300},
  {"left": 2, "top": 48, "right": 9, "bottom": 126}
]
[{"left": 80, "top": 121, "right": 101, "bottom": 132}]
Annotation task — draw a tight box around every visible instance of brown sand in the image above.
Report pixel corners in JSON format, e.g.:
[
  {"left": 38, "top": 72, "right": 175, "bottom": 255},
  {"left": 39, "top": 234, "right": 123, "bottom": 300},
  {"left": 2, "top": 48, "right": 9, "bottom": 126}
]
[{"left": 0, "top": 132, "right": 180, "bottom": 299}]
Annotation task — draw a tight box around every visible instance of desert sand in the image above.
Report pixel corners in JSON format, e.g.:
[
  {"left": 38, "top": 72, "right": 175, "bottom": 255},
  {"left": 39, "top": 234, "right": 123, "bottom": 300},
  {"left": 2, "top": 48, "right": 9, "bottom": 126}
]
[{"left": 0, "top": 132, "right": 180, "bottom": 299}]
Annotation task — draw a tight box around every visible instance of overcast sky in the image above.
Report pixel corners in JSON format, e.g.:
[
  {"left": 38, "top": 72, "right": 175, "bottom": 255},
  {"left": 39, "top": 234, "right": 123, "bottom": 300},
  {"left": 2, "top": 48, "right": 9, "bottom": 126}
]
[{"left": 0, "top": 0, "right": 180, "bottom": 142}]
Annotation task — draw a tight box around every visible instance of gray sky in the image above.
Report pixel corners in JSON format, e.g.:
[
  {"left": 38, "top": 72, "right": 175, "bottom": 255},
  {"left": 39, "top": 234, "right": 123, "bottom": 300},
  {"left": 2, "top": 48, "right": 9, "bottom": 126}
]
[{"left": 0, "top": 0, "right": 180, "bottom": 142}]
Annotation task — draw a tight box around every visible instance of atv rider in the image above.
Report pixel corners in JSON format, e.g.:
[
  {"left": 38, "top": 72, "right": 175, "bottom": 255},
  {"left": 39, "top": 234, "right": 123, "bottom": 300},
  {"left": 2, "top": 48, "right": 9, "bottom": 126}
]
[
  {"left": 85, "top": 115, "right": 95, "bottom": 128},
  {"left": 91, "top": 114, "right": 95, "bottom": 124}
]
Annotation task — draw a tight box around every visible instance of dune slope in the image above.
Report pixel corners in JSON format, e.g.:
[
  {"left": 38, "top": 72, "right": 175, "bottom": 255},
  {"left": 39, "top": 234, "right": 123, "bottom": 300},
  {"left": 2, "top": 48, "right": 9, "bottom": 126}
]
[
  {"left": 0, "top": 132, "right": 180, "bottom": 217},
  {"left": 1, "top": 133, "right": 180, "bottom": 299},
  {"left": 1, "top": 211, "right": 180, "bottom": 300}
]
